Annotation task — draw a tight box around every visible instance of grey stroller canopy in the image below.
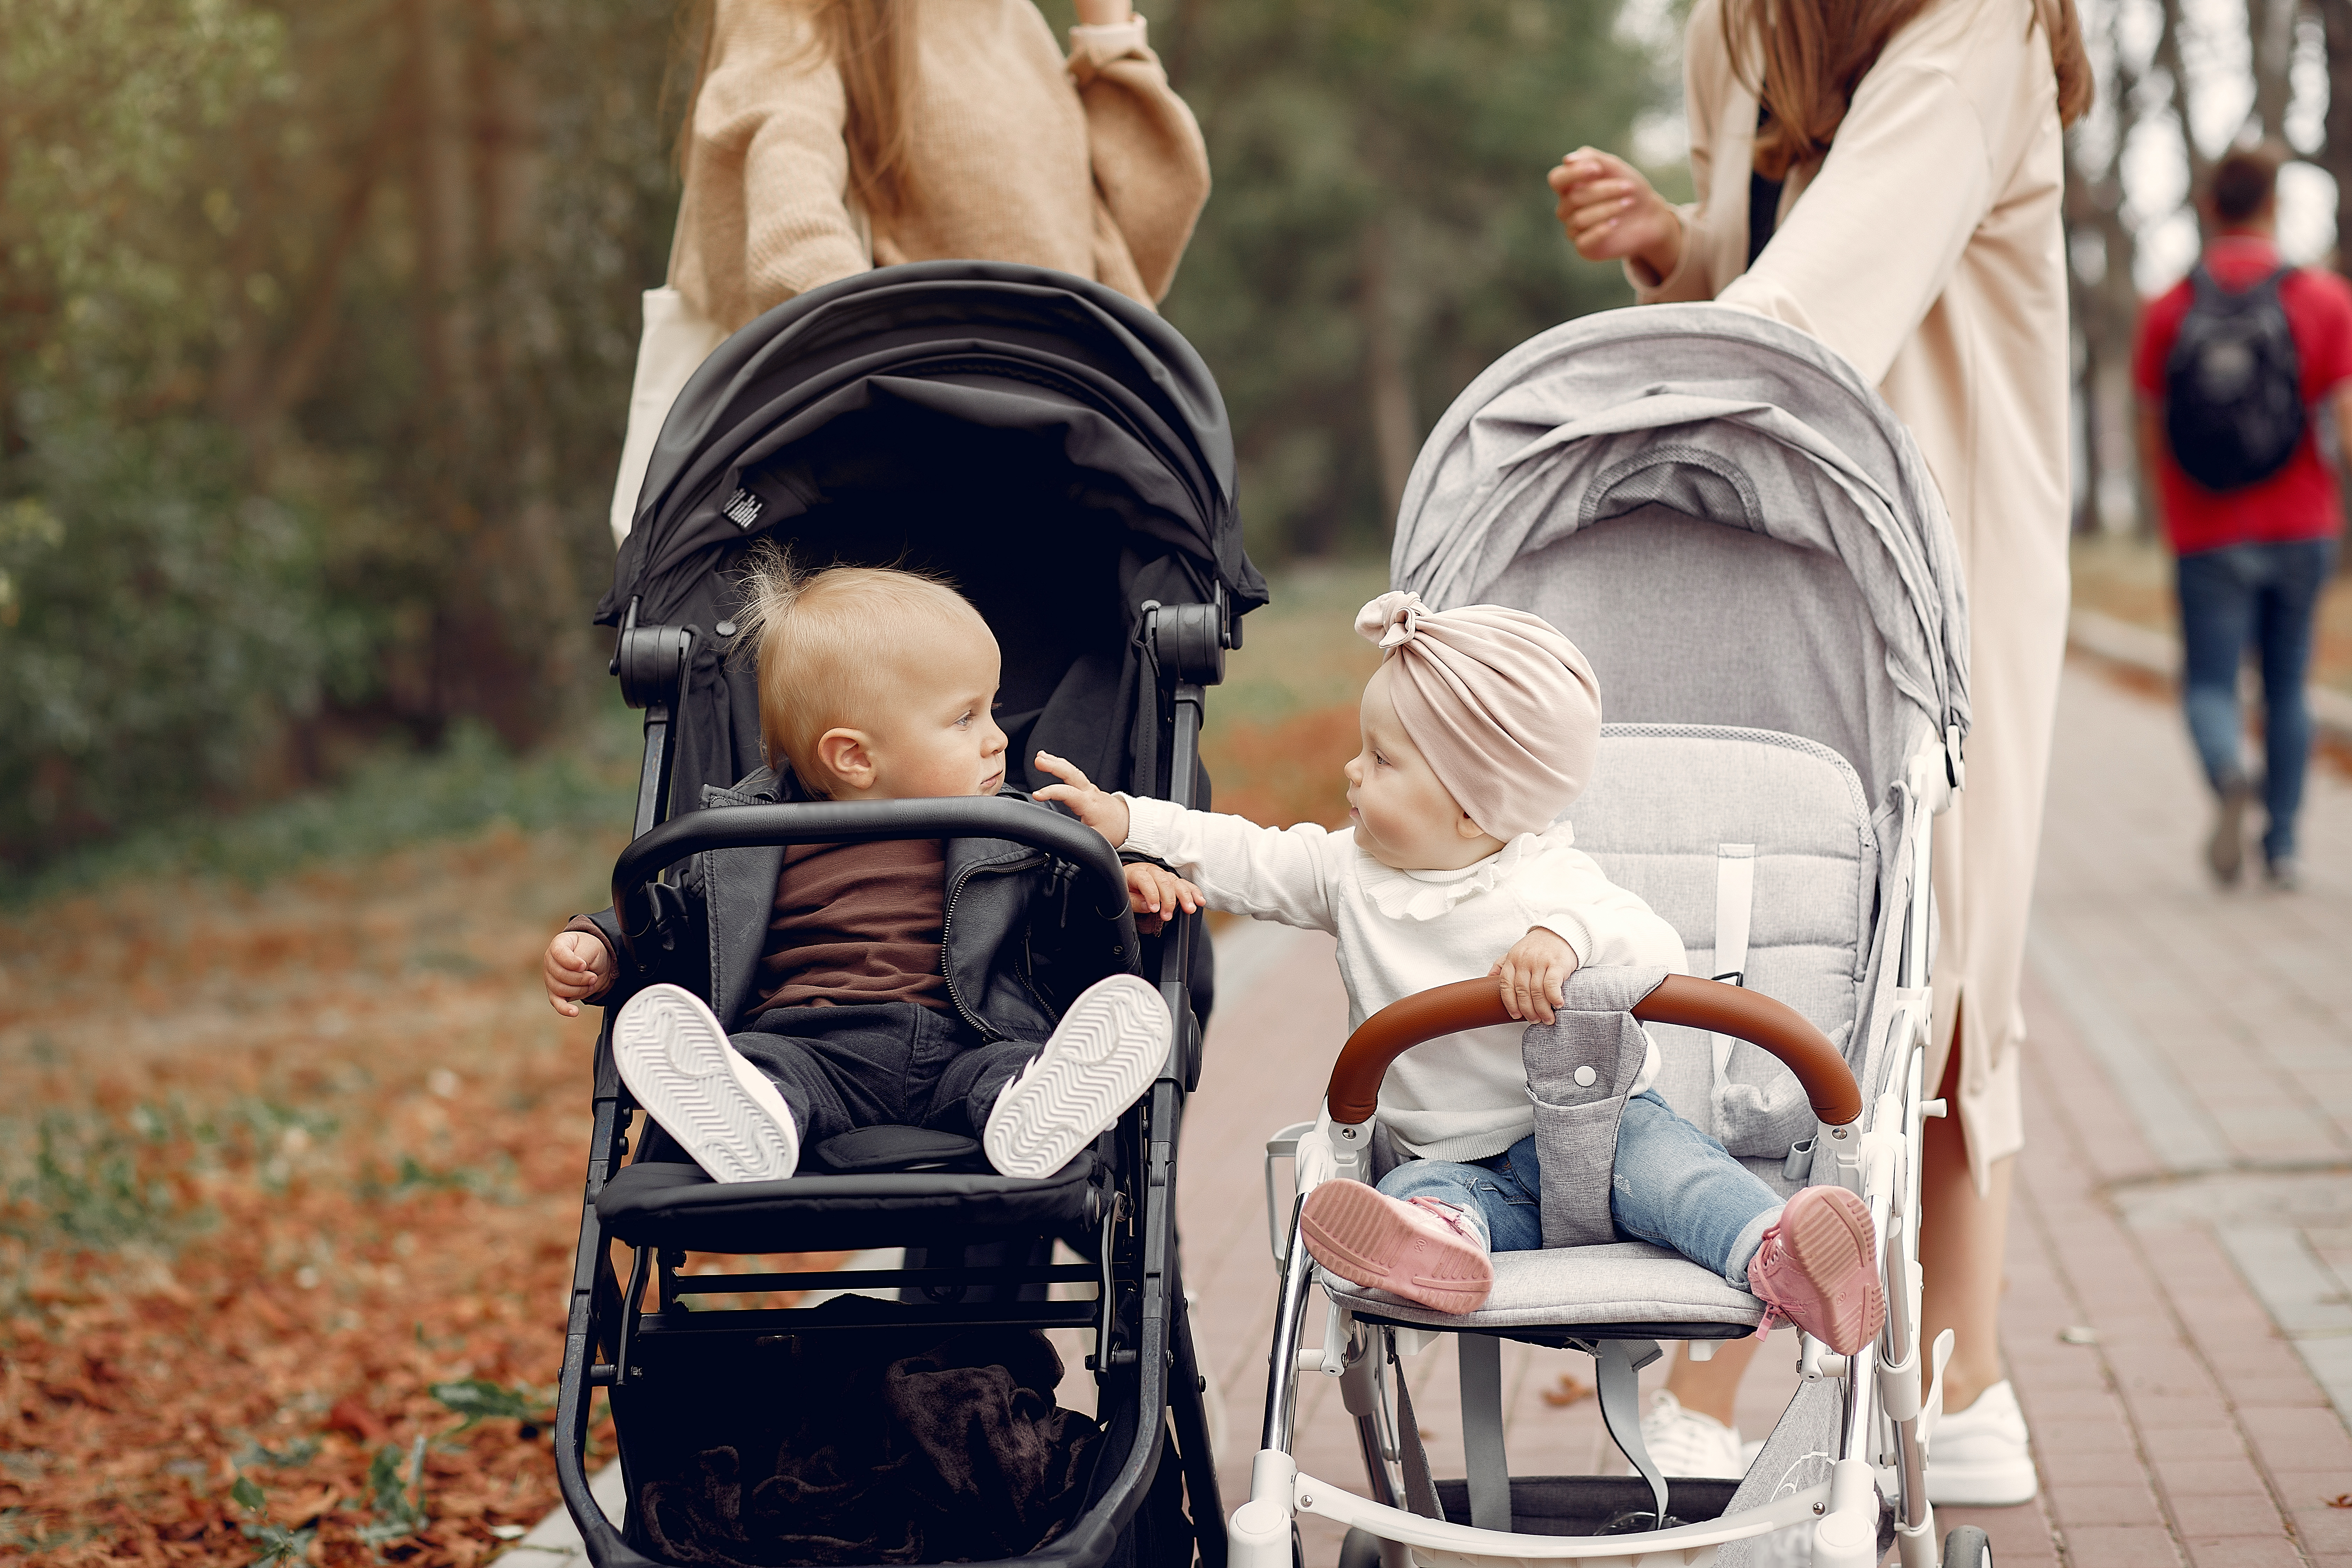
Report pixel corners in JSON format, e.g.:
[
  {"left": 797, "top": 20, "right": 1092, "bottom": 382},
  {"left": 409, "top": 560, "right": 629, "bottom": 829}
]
[{"left": 1392, "top": 303, "right": 1969, "bottom": 805}]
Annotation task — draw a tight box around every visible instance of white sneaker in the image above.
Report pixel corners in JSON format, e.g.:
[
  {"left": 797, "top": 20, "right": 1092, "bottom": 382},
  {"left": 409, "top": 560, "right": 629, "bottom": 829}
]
[
  {"left": 1639, "top": 1389, "right": 1745, "bottom": 1479},
  {"left": 983, "top": 974, "right": 1169, "bottom": 1179},
  {"left": 1927, "top": 1380, "right": 2037, "bottom": 1505},
  {"left": 612, "top": 983, "right": 800, "bottom": 1184}
]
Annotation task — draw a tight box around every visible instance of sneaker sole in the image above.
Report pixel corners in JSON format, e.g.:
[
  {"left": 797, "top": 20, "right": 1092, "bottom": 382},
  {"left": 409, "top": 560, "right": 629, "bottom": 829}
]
[
  {"left": 612, "top": 984, "right": 799, "bottom": 1184},
  {"left": 984, "top": 975, "right": 1168, "bottom": 1180},
  {"left": 1773, "top": 1187, "right": 1886, "bottom": 1353},
  {"left": 1299, "top": 1180, "right": 1493, "bottom": 1315}
]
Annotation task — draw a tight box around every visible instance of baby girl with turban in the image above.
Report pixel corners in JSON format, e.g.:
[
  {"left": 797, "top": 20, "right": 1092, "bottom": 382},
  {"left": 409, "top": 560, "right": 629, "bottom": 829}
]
[{"left": 1035, "top": 592, "right": 1882, "bottom": 1353}]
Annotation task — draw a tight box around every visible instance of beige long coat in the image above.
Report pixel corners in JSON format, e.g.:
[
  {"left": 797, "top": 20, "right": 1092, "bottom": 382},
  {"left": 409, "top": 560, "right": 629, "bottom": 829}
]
[
  {"left": 1633, "top": 0, "right": 2071, "bottom": 1187},
  {"left": 677, "top": 0, "right": 1211, "bottom": 331}
]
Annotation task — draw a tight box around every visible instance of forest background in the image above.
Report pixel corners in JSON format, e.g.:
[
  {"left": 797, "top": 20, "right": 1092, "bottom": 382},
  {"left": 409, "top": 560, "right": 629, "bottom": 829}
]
[{"left": 1, "top": 0, "right": 2344, "bottom": 874}]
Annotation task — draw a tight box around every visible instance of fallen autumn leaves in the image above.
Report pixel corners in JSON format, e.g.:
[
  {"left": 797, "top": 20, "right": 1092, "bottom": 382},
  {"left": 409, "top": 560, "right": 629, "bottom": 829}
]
[{"left": 0, "top": 824, "right": 623, "bottom": 1565}]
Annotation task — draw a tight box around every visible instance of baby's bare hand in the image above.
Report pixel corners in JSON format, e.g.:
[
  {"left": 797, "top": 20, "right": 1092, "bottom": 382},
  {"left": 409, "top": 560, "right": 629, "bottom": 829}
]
[
  {"left": 1033, "top": 751, "right": 1133, "bottom": 847},
  {"left": 1124, "top": 863, "right": 1204, "bottom": 934},
  {"left": 1489, "top": 927, "right": 1580, "bottom": 1026},
  {"left": 545, "top": 930, "right": 616, "bottom": 1018}
]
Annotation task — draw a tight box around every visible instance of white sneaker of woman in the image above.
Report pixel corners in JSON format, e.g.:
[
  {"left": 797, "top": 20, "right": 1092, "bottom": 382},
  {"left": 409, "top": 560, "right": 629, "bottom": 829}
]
[
  {"left": 1638, "top": 1389, "right": 1744, "bottom": 1479},
  {"left": 1926, "top": 1380, "right": 2038, "bottom": 1505}
]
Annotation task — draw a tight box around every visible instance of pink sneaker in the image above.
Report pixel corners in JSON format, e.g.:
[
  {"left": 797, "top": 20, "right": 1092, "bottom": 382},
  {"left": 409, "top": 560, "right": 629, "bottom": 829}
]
[
  {"left": 1300, "top": 1181, "right": 1494, "bottom": 1315},
  {"left": 1746, "top": 1185, "right": 1885, "bottom": 1354}
]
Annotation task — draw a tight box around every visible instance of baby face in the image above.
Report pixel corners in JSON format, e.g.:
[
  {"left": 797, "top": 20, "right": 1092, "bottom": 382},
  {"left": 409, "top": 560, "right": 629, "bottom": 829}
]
[
  {"left": 814, "top": 613, "right": 1009, "bottom": 800},
  {"left": 1342, "top": 662, "right": 1503, "bottom": 871}
]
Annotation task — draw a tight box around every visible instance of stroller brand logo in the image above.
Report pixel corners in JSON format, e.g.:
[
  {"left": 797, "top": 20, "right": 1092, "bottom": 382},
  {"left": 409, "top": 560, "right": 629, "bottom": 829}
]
[{"left": 723, "top": 488, "right": 763, "bottom": 529}]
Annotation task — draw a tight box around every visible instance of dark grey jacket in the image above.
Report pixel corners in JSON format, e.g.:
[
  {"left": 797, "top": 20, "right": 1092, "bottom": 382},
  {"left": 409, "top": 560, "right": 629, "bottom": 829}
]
[{"left": 584, "top": 767, "right": 1139, "bottom": 1041}]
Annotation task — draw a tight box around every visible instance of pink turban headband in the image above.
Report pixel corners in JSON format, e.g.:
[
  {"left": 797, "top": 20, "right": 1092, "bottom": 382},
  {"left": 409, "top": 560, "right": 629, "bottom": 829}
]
[{"left": 1354, "top": 591, "right": 1603, "bottom": 841}]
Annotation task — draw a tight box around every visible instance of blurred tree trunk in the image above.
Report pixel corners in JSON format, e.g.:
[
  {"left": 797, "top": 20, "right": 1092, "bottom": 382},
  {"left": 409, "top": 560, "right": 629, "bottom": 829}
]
[
  {"left": 2251, "top": 0, "right": 2301, "bottom": 139},
  {"left": 2324, "top": 0, "right": 2352, "bottom": 278},
  {"left": 2155, "top": 0, "right": 2213, "bottom": 192},
  {"left": 1359, "top": 220, "right": 1416, "bottom": 533},
  {"left": 2065, "top": 0, "right": 2154, "bottom": 534}
]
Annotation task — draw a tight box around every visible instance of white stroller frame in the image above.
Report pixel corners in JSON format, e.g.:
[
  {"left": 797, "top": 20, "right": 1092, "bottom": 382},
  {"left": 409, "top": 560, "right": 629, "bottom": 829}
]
[{"left": 1226, "top": 305, "right": 1979, "bottom": 1568}]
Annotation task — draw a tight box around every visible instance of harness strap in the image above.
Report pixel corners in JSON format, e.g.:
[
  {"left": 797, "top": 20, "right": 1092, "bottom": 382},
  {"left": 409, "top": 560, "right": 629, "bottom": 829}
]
[
  {"left": 1387, "top": 1335, "right": 1445, "bottom": 1520},
  {"left": 1709, "top": 843, "right": 1757, "bottom": 1091}
]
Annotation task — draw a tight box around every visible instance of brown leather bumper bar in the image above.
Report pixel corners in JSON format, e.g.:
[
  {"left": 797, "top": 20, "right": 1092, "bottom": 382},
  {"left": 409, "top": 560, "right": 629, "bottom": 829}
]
[{"left": 1323, "top": 973, "right": 1862, "bottom": 1129}]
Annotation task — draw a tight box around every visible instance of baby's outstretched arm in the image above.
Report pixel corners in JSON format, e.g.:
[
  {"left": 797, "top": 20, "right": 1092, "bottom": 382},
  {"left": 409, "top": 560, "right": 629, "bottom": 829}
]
[
  {"left": 1125, "top": 862, "right": 1205, "bottom": 933},
  {"left": 1490, "top": 927, "right": 1580, "bottom": 1025},
  {"left": 545, "top": 930, "right": 617, "bottom": 1017},
  {"left": 1032, "top": 751, "right": 1130, "bottom": 846}
]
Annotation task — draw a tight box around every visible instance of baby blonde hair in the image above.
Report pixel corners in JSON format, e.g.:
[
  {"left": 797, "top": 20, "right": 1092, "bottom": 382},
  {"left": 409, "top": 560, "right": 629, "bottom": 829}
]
[{"left": 730, "top": 542, "right": 988, "bottom": 791}]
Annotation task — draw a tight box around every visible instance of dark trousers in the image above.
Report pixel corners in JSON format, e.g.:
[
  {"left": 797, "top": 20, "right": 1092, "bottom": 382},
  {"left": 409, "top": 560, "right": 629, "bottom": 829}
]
[
  {"left": 2176, "top": 538, "right": 2338, "bottom": 861},
  {"left": 730, "top": 1001, "right": 1043, "bottom": 1149}
]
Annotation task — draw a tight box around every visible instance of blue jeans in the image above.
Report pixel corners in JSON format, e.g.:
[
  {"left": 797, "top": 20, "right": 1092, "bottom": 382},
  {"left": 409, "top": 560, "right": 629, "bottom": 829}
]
[
  {"left": 2177, "top": 539, "right": 2338, "bottom": 862},
  {"left": 1378, "top": 1091, "right": 1784, "bottom": 1291}
]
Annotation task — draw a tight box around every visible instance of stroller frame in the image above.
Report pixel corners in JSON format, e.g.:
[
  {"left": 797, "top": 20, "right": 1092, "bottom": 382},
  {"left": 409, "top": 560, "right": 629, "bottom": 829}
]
[
  {"left": 550, "top": 602, "right": 1232, "bottom": 1568},
  {"left": 1228, "top": 740, "right": 1959, "bottom": 1568}
]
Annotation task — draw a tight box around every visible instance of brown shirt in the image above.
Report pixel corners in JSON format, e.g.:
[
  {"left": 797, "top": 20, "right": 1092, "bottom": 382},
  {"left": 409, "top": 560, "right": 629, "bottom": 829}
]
[{"left": 754, "top": 839, "right": 950, "bottom": 1014}]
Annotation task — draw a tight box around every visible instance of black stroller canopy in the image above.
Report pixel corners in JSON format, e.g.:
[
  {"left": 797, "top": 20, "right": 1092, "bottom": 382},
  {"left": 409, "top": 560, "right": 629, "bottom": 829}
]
[{"left": 600, "top": 262, "right": 1264, "bottom": 630}]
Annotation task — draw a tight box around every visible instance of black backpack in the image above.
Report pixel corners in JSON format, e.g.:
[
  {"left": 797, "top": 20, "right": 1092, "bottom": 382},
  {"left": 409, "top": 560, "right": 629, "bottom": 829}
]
[{"left": 2164, "top": 262, "right": 2306, "bottom": 492}]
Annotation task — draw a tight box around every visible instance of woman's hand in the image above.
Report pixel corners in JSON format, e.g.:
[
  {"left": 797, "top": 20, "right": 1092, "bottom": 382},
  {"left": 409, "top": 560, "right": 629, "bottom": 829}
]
[
  {"left": 1490, "top": 927, "right": 1581, "bottom": 1026},
  {"left": 545, "top": 931, "right": 617, "bottom": 1018},
  {"left": 1548, "top": 147, "right": 1683, "bottom": 282},
  {"left": 1033, "top": 751, "right": 1133, "bottom": 848},
  {"left": 1125, "top": 863, "right": 1205, "bottom": 933}
]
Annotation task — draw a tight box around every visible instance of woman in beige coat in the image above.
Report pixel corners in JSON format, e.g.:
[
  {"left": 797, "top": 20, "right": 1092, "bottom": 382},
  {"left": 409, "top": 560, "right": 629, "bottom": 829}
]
[
  {"left": 675, "top": 0, "right": 1211, "bottom": 331},
  {"left": 1550, "top": 0, "right": 2089, "bottom": 1506}
]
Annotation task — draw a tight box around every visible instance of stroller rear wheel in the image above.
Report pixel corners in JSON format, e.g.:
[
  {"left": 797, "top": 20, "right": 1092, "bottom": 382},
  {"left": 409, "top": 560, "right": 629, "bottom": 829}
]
[
  {"left": 1336, "top": 1526, "right": 1380, "bottom": 1568},
  {"left": 1942, "top": 1524, "right": 1992, "bottom": 1566}
]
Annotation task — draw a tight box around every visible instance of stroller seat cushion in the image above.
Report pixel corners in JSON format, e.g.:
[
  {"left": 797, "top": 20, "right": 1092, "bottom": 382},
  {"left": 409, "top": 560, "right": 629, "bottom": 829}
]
[
  {"left": 598, "top": 1150, "right": 1101, "bottom": 1252},
  {"left": 1319, "top": 1240, "right": 1764, "bottom": 1331},
  {"left": 811, "top": 1125, "right": 988, "bottom": 1174}
]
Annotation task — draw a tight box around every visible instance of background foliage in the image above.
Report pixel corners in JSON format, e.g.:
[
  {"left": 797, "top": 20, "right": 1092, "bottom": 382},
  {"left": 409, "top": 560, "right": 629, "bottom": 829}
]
[{"left": 0, "top": 0, "right": 1665, "bottom": 872}]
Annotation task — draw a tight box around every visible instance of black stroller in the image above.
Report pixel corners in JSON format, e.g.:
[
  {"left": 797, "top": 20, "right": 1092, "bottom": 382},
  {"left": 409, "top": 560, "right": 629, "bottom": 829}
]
[{"left": 552, "top": 263, "right": 1266, "bottom": 1568}]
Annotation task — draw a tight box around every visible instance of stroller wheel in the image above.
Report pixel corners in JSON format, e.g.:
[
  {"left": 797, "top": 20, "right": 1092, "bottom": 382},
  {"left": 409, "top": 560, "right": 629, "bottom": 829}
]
[
  {"left": 1942, "top": 1524, "right": 1992, "bottom": 1567},
  {"left": 1337, "top": 1526, "right": 1382, "bottom": 1568}
]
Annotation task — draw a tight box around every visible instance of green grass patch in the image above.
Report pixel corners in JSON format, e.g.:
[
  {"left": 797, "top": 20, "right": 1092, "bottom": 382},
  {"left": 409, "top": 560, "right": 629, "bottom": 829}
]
[{"left": 0, "top": 701, "right": 640, "bottom": 906}]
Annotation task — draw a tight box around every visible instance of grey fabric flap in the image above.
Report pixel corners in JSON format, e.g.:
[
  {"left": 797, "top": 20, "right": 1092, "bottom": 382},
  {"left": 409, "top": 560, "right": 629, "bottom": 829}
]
[{"left": 1522, "top": 965, "right": 1670, "bottom": 1247}]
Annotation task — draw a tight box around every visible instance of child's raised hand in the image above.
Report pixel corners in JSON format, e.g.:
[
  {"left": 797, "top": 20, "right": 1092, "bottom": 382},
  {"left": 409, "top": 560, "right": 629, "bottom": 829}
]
[
  {"left": 1032, "top": 751, "right": 1132, "bottom": 847},
  {"left": 1490, "top": 927, "right": 1581, "bottom": 1026},
  {"left": 1548, "top": 147, "right": 1682, "bottom": 280},
  {"left": 545, "top": 930, "right": 616, "bottom": 1017},
  {"left": 1125, "top": 862, "right": 1204, "bottom": 934}
]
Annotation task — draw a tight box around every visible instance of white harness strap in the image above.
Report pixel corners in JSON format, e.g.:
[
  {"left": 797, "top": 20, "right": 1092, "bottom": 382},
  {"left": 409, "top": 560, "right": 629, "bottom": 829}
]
[{"left": 1711, "top": 843, "right": 1756, "bottom": 1091}]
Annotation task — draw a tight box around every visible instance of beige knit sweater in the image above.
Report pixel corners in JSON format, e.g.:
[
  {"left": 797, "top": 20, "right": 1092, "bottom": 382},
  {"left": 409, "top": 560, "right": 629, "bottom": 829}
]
[{"left": 674, "top": 0, "right": 1211, "bottom": 330}]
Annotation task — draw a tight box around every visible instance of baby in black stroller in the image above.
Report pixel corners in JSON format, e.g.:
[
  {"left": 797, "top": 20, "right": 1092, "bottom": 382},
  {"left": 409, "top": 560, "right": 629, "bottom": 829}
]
[{"left": 544, "top": 546, "right": 1191, "bottom": 1184}]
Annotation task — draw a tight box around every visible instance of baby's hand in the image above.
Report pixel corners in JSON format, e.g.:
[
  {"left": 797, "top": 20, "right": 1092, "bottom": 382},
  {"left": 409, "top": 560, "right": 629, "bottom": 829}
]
[
  {"left": 545, "top": 930, "right": 616, "bottom": 1017},
  {"left": 1125, "top": 862, "right": 1204, "bottom": 934},
  {"left": 1490, "top": 927, "right": 1580, "bottom": 1025},
  {"left": 1032, "top": 751, "right": 1132, "bottom": 847}
]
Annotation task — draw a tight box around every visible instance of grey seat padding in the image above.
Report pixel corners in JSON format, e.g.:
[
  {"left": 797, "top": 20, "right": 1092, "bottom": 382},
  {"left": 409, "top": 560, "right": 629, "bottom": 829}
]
[
  {"left": 1566, "top": 724, "right": 1877, "bottom": 1159},
  {"left": 1320, "top": 1242, "right": 1763, "bottom": 1331},
  {"left": 598, "top": 1153, "right": 1101, "bottom": 1252}
]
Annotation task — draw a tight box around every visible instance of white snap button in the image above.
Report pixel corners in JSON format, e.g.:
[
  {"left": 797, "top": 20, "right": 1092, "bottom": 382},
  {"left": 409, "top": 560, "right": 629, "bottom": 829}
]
[{"left": 1574, "top": 1065, "right": 1598, "bottom": 1088}]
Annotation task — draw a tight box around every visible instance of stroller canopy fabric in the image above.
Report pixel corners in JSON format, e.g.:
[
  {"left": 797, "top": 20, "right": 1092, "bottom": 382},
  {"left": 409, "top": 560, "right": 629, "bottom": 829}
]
[
  {"left": 1391, "top": 304, "right": 1967, "bottom": 802},
  {"left": 601, "top": 261, "right": 1262, "bottom": 630},
  {"left": 594, "top": 263, "right": 1267, "bottom": 811}
]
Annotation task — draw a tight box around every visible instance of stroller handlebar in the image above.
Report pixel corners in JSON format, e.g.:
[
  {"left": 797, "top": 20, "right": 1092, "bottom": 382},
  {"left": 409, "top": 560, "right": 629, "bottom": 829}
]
[
  {"left": 1323, "top": 972, "right": 1863, "bottom": 1129},
  {"left": 608, "top": 797, "right": 1134, "bottom": 961}
]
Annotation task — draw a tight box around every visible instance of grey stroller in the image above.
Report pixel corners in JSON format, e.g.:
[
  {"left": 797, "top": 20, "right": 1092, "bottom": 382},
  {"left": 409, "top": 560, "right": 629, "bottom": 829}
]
[{"left": 1230, "top": 304, "right": 1983, "bottom": 1567}]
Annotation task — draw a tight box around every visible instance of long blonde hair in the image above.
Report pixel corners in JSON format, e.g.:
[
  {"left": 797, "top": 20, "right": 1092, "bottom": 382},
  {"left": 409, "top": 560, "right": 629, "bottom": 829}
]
[
  {"left": 679, "top": 0, "right": 916, "bottom": 219},
  {"left": 1722, "top": 0, "right": 2092, "bottom": 180}
]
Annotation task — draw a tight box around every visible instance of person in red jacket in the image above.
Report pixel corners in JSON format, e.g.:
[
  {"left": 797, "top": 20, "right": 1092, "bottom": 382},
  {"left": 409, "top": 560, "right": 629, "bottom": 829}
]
[{"left": 2135, "top": 143, "right": 2352, "bottom": 890}]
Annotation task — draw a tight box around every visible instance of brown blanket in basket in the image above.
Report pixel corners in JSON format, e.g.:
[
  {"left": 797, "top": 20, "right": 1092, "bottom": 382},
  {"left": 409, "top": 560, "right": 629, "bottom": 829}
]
[{"left": 638, "top": 1324, "right": 1100, "bottom": 1566}]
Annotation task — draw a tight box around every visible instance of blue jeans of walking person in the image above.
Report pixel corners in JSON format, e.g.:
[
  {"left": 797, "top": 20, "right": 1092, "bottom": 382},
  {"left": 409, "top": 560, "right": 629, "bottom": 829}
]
[
  {"left": 1378, "top": 1090, "right": 1783, "bottom": 1290},
  {"left": 2176, "top": 538, "right": 2338, "bottom": 865}
]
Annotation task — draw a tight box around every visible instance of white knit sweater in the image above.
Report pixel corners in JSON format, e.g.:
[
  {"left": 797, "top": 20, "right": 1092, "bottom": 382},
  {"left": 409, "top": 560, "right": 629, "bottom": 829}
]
[{"left": 1121, "top": 798, "right": 1688, "bottom": 1162}]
